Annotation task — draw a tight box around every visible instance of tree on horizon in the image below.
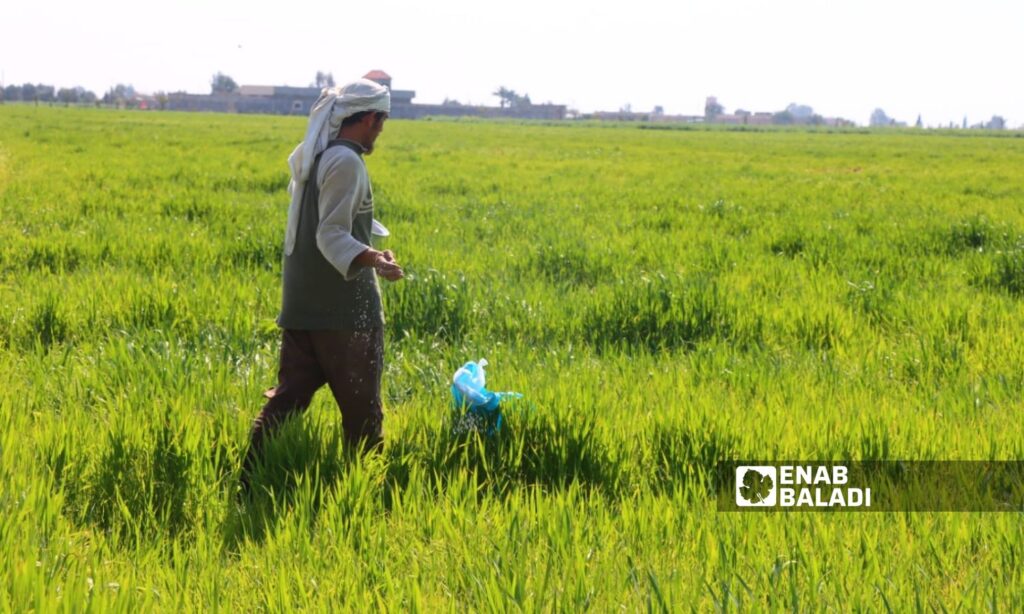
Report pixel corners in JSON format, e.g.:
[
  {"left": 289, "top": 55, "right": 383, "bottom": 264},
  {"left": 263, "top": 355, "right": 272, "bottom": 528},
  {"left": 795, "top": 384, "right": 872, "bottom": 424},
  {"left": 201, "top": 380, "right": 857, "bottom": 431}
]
[
  {"left": 210, "top": 72, "right": 238, "bottom": 95},
  {"left": 313, "top": 71, "right": 335, "bottom": 89},
  {"left": 493, "top": 86, "right": 515, "bottom": 108},
  {"left": 870, "top": 108, "right": 891, "bottom": 127}
]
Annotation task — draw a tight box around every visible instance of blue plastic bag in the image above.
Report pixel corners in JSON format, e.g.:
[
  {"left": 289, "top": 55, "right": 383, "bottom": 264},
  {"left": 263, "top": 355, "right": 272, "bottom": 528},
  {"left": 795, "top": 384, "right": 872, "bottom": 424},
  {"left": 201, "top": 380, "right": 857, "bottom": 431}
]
[{"left": 450, "top": 358, "right": 521, "bottom": 435}]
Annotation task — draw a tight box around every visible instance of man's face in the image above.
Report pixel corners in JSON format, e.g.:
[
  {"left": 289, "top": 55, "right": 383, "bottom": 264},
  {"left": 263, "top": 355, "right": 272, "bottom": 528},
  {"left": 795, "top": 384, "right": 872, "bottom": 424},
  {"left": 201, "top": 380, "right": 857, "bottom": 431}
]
[{"left": 362, "top": 113, "right": 387, "bottom": 154}]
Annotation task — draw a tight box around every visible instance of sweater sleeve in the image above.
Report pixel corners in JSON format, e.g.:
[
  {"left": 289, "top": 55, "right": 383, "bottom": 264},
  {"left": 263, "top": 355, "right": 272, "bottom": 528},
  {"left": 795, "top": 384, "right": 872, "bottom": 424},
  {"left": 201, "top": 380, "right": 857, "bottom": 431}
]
[{"left": 315, "top": 150, "right": 370, "bottom": 281}]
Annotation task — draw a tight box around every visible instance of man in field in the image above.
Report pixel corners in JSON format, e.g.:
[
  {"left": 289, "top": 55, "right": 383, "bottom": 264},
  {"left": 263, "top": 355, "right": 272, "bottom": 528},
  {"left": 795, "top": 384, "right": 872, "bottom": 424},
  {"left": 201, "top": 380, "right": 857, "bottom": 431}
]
[{"left": 241, "top": 79, "right": 403, "bottom": 488}]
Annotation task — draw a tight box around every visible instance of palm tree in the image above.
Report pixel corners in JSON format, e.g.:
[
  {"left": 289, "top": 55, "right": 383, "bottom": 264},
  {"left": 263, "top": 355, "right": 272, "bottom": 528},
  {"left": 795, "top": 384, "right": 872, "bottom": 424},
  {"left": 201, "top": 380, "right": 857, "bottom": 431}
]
[{"left": 492, "top": 87, "right": 517, "bottom": 109}]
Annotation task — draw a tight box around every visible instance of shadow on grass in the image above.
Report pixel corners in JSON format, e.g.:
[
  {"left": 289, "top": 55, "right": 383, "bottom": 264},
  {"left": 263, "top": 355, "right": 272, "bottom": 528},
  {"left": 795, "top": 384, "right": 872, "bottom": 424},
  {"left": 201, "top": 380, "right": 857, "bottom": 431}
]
[
  {"left": 382, "top": 400, "right": 627, "bottom": 501},
  {"left": 45, "top": 408, "right": 208, "bottom": 551},
  {"left": 222, "top": 399, "right": 745, "bottom": 552},
  {"left": 222, "top": 416, "right": 353, "bottom": 550},
  {"left": 46, "top": 397, "right": 738, "bottom": 559},
  {"left": 223, "top": 400, "right": 635, "bottom": 551}
]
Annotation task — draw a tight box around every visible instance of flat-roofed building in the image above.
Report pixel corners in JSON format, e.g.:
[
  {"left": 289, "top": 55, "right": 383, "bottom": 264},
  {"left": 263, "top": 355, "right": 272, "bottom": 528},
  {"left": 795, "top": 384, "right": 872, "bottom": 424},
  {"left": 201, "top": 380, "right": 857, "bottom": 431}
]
[{"left": 165, "top": 71, "right": 564, "bottom": 120}]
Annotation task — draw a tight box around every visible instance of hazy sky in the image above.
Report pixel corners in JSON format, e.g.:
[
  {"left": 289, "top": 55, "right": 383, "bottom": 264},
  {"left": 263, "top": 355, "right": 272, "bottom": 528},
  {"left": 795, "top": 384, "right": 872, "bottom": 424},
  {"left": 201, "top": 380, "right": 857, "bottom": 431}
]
[{"left": 2, "top": 0, "right": 1021, "bottom": 127}]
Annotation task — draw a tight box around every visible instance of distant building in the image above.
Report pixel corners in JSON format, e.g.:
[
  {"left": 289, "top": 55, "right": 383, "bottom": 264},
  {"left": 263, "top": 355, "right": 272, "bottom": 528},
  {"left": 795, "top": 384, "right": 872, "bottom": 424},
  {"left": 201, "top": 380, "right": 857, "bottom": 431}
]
[
  {"left": 238, "top": 85, "right": 274, "bottom": 97},
  {"left": 709, "top": 99, "right": 852, "bottom": 127},
  {"left": 711, "top": 111, "right": 778, "bottom": 126},
  {"left": 362, "top": 70, "right": 392, "bottom": 89},
  {"left": 362, "top": 70, "right": 416, "bottom": 106},
  {"left": 746, "top": 113, "right": 776, "bottom": 126},
  {"left": 167, "top": 86, "right": 320, "bottom": 115},
  {"left": 164, "top": 71, "right": 565, "bottom": 120}
]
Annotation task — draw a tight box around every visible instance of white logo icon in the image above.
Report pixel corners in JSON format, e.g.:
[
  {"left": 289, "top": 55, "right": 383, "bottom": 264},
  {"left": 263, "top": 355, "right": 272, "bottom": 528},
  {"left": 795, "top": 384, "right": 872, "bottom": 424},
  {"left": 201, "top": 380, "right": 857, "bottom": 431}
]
[{"left": 736, "top": 466, "right": 777, "bottom": 507}]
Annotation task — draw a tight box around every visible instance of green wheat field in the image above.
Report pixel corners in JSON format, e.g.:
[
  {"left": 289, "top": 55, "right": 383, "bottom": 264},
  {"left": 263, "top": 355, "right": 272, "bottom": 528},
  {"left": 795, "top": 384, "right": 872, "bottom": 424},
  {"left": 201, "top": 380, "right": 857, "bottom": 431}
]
[{"left": 1, "top": 106, "right": 1023, "bottom": 611}]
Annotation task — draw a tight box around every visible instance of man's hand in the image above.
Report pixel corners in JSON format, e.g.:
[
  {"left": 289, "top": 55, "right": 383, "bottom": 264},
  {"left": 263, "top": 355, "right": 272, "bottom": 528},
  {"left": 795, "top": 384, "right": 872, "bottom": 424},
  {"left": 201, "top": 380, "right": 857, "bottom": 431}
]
[
  {"left": 373, "top": 249, "right": 404, "bottom": 281},
  {"left": 353, "top": 248, "right": 404, "bottom": 281}
]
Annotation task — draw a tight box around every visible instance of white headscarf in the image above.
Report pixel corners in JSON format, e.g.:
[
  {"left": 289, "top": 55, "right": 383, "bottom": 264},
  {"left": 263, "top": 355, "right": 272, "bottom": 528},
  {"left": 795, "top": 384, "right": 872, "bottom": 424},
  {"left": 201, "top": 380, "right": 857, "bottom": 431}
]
[{"left": 284, "top": 79, "right": 390, "bottom": 255}]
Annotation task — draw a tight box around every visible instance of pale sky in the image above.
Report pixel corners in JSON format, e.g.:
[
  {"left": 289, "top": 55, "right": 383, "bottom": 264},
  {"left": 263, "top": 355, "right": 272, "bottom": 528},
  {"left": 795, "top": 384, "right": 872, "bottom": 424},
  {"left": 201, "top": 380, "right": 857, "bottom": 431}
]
[{"left": 2, "top": 0, "right": 1021, "bottom": 127}]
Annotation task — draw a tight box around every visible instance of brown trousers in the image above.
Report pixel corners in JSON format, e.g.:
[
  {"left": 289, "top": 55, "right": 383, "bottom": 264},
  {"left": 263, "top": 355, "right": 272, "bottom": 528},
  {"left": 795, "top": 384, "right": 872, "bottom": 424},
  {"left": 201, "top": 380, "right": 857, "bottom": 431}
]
[{"left": 243, "top": 328, "right": 384, "bottom": 474}]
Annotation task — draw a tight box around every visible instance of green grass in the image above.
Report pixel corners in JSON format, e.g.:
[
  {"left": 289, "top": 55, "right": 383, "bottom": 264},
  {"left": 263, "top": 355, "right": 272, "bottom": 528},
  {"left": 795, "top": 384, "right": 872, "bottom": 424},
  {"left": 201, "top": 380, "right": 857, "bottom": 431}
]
[{"left": 1, "top": 105, "right": 1023, "bottom": 610}]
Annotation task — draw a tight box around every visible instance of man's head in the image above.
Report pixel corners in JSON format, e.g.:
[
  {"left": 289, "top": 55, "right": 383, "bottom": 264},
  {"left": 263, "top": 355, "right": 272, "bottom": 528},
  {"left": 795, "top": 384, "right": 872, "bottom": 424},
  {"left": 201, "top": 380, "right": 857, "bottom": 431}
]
[
  {"left": 289, "top": 78, "right": 390, "bottom": 186},
  {"left": 326, "top": 78, "right": 390, "bottom": 155},
  {"left": 338, "top": 110, "right": 388, "bottom": 154}
]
